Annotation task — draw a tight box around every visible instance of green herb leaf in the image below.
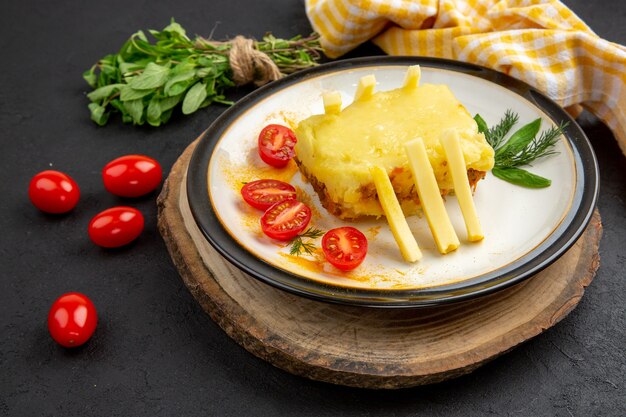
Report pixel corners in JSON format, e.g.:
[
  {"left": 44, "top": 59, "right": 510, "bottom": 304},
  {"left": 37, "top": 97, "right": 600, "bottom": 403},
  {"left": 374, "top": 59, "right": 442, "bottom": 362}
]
[
  {"left": 196, "top": 67, "right": 214, "bottom": 78},
  {"left": 124, "top": 99, "right": 144, "bottom": 124},
  {"left": 134, "top": 30, "right": 148, "bottom": 42},
  {"left": 474, "top": 114, "right": 489, "bottom": 136},
  {"left": 87, "top": 83, "right": 124, "bottom": 102},
  {"left": 487, "top": 110, "right": 519, "bottom": 150},
  {"left": 496, "top": 118, "right": 541, "bottom": 158},
  {"left": 88, "top": 103, "right": 109, "bottom": 126},
  {"left": 492, "top": 167, "right": 551, "bottom": 188},
  {"left": 164, "top": 70, "right": 197, "bottom": 96},
  {"left": 98, "top": 63, "right": 119, "bottom": 81},
  {"left": 83, "top": 67, "right": 97, "bottom": 88},
  {"left": 119, "top": 85, "right": 154, "bottom": 101},
  {"left": 119, "top": 62, "right": 144, "bottom": 74},
  {"left": 205, "top": 77, "right": 216, "bottom": 95},
  {"left": 169, "top": 61, "right": 197, "bottom": 75},
  {"left": 146, "top": 96, "right": 162, "bottom": 127},
  {"left": 160, "top": 109, "right": 173, "bottom": 124},
  {"left": 166, "top": 79, "right": 196, "bottom": 97},
  {"left": 109, "top": 99, "right": 126, "bottom": 114},
  {"left": 182, "top": 81, "right": 208, "bottom": 115},
  {"left": 163, "top": 18, "right": 188, "bottom": 38},
  {"left": 128, "top": 62, "right": 170, "bottom": 90},
  {"left": 301, "top": 228, "right": 324, "bottom": 239},
  {"left": 159, "top": 94, "right": 183, "bottom": 112}
]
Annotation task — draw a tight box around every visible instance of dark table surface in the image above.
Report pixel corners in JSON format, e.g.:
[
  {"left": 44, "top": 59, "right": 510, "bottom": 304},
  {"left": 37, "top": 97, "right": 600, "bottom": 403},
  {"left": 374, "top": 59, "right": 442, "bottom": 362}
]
[{"left": 1, "top": 1, "right": 624, "bottom": 416}]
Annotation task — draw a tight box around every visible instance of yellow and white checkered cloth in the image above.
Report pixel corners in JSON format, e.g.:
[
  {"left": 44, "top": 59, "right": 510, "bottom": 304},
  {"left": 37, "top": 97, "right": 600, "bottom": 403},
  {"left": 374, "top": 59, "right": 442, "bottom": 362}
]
[{"left": 306, "top": 0, "right": 626, "bottom": 157}]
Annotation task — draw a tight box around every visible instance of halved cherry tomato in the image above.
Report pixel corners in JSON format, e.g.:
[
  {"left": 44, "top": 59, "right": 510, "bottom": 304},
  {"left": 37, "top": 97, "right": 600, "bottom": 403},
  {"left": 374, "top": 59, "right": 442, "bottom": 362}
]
[
  {"left": 48, "top": 292, "right": 97, "bottom": 348},
  {"left": 260, "top": 199, "right": 311, "bottom": 241},
  {"left": 102, "top": 154, "right": 162, "bottom": 198},
  {"left": 257, "top": 124, "right": 297, "bottom": 168},
  {"left": 322, "top": 227, "right": 368, "bottom": 271},
  {"left": 241, "top": 179, "right": 296, "bottom": 210},
  {"left": 28, "top": 170, "right": 80, "bottom": 214},
  {"left": 88, "top": 206, "right": 144, "bottom": 248}
]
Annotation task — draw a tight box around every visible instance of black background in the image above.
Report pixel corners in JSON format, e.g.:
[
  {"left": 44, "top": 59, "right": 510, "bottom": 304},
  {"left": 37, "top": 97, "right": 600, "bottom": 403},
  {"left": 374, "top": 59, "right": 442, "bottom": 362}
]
[{"left": 1, "top": 1, "right": 624, "bottom": 416}]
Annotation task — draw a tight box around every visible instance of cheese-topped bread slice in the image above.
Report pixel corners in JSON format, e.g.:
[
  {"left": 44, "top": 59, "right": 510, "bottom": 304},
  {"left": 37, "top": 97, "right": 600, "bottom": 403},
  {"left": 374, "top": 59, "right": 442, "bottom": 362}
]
[{"left": 294, "top": 67, "right": 495, "bottom": 219}]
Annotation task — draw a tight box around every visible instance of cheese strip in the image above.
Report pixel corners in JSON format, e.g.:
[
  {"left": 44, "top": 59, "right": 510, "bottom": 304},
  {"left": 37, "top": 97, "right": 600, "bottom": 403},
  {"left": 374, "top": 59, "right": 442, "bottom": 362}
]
[
  {"left": 403, "top": 65, "right": 421, "bottom": 89},
  {"left": 354, "top": 75, "right": 376, "bottom": 101},
  {"left": 440, "top": 130, "right": 484, "bottom": 241},
  {"left": 405, "top": 138, "right": 460, "bottom": 254},
  {"left": 323, "top": 91, "right": 342, "bottom": 115},
  {"left": 370, "top": 165, "right": 422, "bottom": 262}
]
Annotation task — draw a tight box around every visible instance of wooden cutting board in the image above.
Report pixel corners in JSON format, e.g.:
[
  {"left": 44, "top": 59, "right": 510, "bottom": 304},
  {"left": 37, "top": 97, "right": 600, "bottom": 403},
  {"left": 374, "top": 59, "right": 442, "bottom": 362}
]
[{"left": 157, "top": 138, "right": 602, "bottom": 389}]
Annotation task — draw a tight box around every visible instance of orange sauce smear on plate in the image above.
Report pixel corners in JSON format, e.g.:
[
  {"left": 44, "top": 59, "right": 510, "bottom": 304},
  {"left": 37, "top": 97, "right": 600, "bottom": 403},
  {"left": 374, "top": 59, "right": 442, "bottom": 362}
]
[{"left": 278, "top": 250, "right": 373, "bottom": 284}]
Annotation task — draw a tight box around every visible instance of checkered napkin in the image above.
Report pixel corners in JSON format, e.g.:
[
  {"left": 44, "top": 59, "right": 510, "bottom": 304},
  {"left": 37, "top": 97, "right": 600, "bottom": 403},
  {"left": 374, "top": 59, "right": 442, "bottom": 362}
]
[{"left": 306, "top": 0, "right": 626, "bottom": 156}]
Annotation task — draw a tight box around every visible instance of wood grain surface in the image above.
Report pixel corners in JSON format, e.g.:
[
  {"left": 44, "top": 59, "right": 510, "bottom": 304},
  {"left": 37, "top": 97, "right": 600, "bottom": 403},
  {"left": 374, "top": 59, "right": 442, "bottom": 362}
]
[{"left": 157, "top": 139, "right": 602, "bottom": 389}]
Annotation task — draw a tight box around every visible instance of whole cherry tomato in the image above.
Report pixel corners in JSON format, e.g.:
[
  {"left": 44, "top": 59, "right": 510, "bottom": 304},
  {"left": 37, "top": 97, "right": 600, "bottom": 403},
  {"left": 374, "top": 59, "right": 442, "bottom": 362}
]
[
  {"left": 260, "top": 199, "right": 311, "bottom": 241},
  {"left": 257, "top": 124, "right": 297, "bottom": 168},
  {"left": 322, "top": 227, "right": 368, "bottom": 271},
  {"left": 241, "top": 179, "right": 297, "bottom": 210},
  {"left": 28, "top": 170, "right": 80, "bottom": 213},
  {"left": 48, "top": 292, "right": 97, "bottom": 348},
  {"left": 88, "top": 206, "right": 144, "bottom": 248},
  {"left": 102, "top": 154, "right": 162, "bottom": 197}
]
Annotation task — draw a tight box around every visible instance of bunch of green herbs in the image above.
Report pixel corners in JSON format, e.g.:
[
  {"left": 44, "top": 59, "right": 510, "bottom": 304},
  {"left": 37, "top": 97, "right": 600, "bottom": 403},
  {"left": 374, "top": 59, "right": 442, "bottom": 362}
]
[
  {"left": 83, "top": 19, "right": 323, "bottom": 127},
  {"left": 474, "top": 111, "right": 568, "bottom": 188}
]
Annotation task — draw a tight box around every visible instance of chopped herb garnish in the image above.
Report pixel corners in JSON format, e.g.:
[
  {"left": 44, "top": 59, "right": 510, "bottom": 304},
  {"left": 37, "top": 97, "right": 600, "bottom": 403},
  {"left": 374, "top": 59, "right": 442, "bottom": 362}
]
[{"left": 288, "top": 227, "right": 324, "bottom": 256}]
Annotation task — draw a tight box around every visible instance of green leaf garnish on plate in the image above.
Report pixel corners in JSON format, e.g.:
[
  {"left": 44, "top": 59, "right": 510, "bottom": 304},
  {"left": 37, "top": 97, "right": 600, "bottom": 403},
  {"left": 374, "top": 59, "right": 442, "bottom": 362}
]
[
  {"left": 475, "top": 111, "right": 568, "bottom": 188},
  {"left": 288, "top": 227, "right": 324, "bottom": 257}
]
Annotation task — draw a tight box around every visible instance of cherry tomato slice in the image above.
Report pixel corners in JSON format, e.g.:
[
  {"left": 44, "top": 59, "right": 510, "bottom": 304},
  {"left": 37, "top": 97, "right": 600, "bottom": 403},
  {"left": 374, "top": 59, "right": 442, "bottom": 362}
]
[
  {"left": 48, "top": 292, "right": 97, "bottom": 348},
  {"left": 322, "top": 227, "right": 368, "bottom": 271},
  {"left": 102, "top": 154, "right": 162, "bottom": 198},
  {"left": 257, "top": 124, "right": 297, "bottom": 168},
  {"left": 260, "top": 199, "right": 311, "bottom": 241},
  {"left": 28, "top": 170, "right": 80, "bottom": 214},
  {"left": 88, "top": 206, "right": 144, "bottom": 248},
  {"left": 241, "top": 179, "right": 297, "bottom": 210}
]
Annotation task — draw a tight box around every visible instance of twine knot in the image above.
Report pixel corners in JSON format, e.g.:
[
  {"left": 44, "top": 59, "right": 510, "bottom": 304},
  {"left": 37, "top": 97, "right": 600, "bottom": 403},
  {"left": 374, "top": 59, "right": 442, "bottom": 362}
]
[{"left": 229, "top": 36, "right": 282, "bottom": 87}]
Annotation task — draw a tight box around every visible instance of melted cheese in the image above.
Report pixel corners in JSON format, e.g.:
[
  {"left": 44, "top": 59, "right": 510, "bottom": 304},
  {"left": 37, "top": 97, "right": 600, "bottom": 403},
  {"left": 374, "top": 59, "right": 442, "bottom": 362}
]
[
  {"left": 405, "top": 138, "right": 460, "bottom": 254},
  {"left": 403, "top": 65, "right": 421, "bottom": 89},
  {"left": 354, "top": 75, "right": 376, "bottom": 101},
  {"left": 440, "top": 129, "right": 484, "bottom": 242},
  {"left": 322, "top": 91, "right": 342, "bottom": 115},
  {"left": 370, "top": 165, "right": 422, "bottom": 262},
  {"left": 295, "top": 72, "right": 494, "bottom": 218}
]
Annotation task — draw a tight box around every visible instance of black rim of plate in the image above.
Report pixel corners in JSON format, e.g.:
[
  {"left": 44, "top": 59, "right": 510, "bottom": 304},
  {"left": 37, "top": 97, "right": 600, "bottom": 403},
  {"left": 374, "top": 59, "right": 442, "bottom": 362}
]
[{"left": 186, "top": 56, "right": 599, "bottom": 308}]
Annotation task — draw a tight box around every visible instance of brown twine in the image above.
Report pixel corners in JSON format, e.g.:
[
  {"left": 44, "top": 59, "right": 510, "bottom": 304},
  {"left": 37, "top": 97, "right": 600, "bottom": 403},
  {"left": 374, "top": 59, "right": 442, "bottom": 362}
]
[{"left": 229, "top": 36, "right": 282, "bottom": 87}]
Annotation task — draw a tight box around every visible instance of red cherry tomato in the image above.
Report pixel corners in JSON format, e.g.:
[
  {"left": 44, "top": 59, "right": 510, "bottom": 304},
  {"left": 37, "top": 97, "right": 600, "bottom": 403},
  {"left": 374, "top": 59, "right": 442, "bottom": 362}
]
[
  {"left": 260, "top": 199, "right": 311, "bottom": 241},
  {"left": 322, "top": 227, "right": 368, "bottom": 271},
  {"left": 241, "top": 179, "right": 297, "bottom": 210},
  {"left": 102, "top": 154, "right": 162, "bottom": 197},
  {"left": 28, "top": 170, "right": 80, "bottom": 214},
  {"left": 88, "top": 206, "right": 144, "bottom": 248},
  {"left": 257, "top": 124, "right": 297, "bottom": 168},
  {"left": 48, "top": 292, "right": 97, "bottom": 348}
]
